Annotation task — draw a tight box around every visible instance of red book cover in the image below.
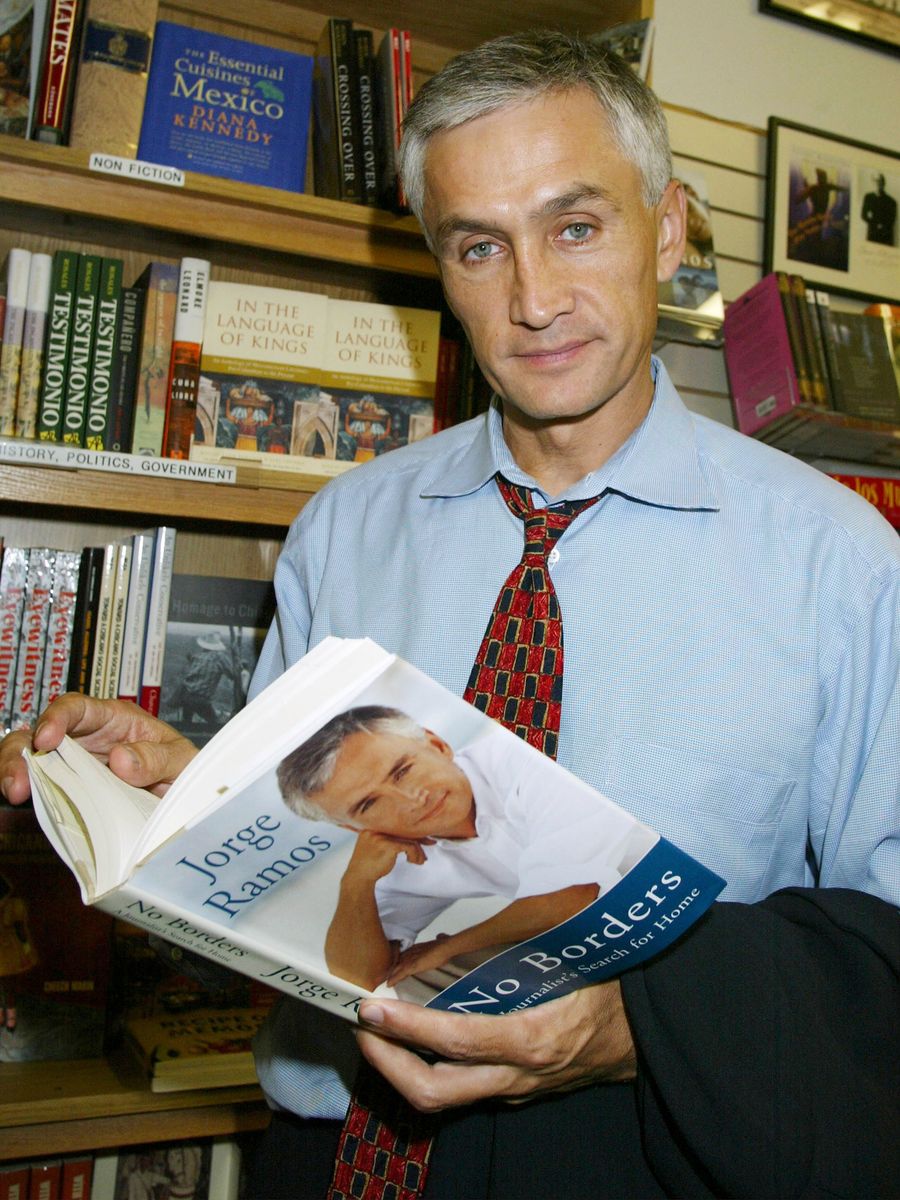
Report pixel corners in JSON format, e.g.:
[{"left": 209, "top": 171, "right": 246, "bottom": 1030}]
[
  {"left": 27, "top": 1161, "right": 60, "bottom": 1200},
  {"left": 161, "top": 258, "right": 210, "bottom": 460},
  {"left": 31, "top": 0, "right": 84, "bottom": 145},
  {"left": 59, "top": 1156, "right": 92, "bottom": 1200},
  {"left": 0, "top": 1162, "right": 31, "bottom": 1200},
  {"left": 830, "top": 474, "right": 900, "bottom": 528}
]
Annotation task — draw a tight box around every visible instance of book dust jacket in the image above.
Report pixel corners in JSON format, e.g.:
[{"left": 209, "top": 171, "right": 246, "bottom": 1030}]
[{"left": 137, "top": 21, "right": 314, "bottom": 193}]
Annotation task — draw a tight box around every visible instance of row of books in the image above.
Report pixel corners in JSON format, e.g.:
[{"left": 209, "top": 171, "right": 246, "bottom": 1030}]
[
  {"left": 0, "top": 527, "right": 175, "bottom": 731},
  {"left": 0, "top": 247, "right": 449, "bottom": 468},
  {"left": 723, "top": 271, "right": 900, "bottom": 436},
  {"left": 0, "top": 2, "right": 419, "bottom": 212},
  {"left": 0, "top": 1137, "right": 241, "bottom": 1200}
]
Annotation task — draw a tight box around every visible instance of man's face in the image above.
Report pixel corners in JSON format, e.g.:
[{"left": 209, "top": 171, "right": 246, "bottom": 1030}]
[
  {"left": 421, "top": 87, "right": 685, "bottom": 438},
  {"left": 312, "top": 729, "right": 476, "bottom": 840}
]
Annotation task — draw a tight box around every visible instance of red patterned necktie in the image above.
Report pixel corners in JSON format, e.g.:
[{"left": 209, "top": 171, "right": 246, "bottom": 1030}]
[{"left": 327, "top": 472, "right": 600, "bottom": 1200}]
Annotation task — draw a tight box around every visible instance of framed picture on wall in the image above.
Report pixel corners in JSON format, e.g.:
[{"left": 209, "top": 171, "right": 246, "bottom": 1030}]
[
  {"left": 764, "top": 118, "right": 900, "bottom": 304},
  {"left": 759, "top": 1, "right": 900, "bottom": 57}
]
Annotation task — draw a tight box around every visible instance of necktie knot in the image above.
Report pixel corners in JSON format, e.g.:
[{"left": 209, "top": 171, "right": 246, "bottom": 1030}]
[{"left": 499, "top": 475, "right": 598, "bottom": 565}]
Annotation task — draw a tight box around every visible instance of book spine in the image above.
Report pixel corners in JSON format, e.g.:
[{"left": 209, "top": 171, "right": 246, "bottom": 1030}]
[
  {"left": 67, "top": 0, "right": 158, "bottom": 157},
  {"left": 10, "top": 548, "right": 56, "bottom": 730},
  {"left": 775, "top": 271, "right": 813, "bottom": 407},
  {"left": 789, "top": 274, "right": 828, "bottom": 408},
  {"left": 83, "top": 256, "right": 123, "bottom": 449},
  {"left": 103, "top": 536, "right": 133, "bottom": 699},
  {"left": 104, "top": 284, "right": 143, "bottom": 451},
  {"left": 0, "top": 547, "right": 30, "bottom": 728},
  {"left": 59, "top": 1154, "right": 94, "bottom": 1200},
  {"left": 802, "top": 284, "right": 836, "bottom": 409},
  {"left": 62, "top": 253, "right": 102, "bottom": 445},
  {"left": 88, "top": 541, "right": 118, "bottom": 698},
  {"left": 813, "top": 290, "right": 844, "bottom": 412},
  {"left": 37, "top": 249, "right": 80, "bottom": 442},
  {"left": 39, "top": 549, "right": 81, "bottom": 710},
  {"left": 130, "top": 262, "right": 179, "bottom": 457},
  {"left": 14, "top": 251, "right": 53, "bottom": 438},
  {"left": 65, "top": 544, "right": 104, "bottom": 694},
  {"left": 116, "top": 529, "right": 154, "bottom": 703},
  {"left": 375, "top": 30, "right": 403, "bottom": 211},
  {"left": 161, "top": 257, "right": 210, "bottom": 460},
  {"left": 0, "top": 1162, "right": 31, "bottom": 1200},
  {"left": 31, "top": 0, "right": 84, "bottom": 144},
  {"left": 0, "top": 3, "right": 36, "bottom": 138},
  {"left": 139, "top": 526, "right": 176, "bottom": 714},
  {"left": 353, "top": 29, "right": 378, "bottom": 207},
  {"left": 27, "top": 1159, "right": 61, "bottom": 1200},
  {"left": 0, "top": 248, "right": 33, "bottom": 436}
]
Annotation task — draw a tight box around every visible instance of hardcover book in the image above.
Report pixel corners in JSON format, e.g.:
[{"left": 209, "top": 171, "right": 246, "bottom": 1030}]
[
  {"left": 115, "top": 528, "right": 154, "bottom": 705},
  {"left": 0, "top": 803, "right": 112, "bottom": 1063},
  {"left": 30, "top": 0, "right": 84, "bottom": 144},
  {"left": 123, "top": 1004, "right": 268, "bottom": 1092},
  {"left": 312, "top": 17, "right": 361, "bottom": 204},
  {"left": 318, "top": 298, "right": 440, "bottom": 461},
  {"left": 159, "top": 572, "right": 276, "bottom": 748},
  {"left": 0, "top": 247, "right": 32, "bottom": 436},
  {"left": 137, "top": 21, "right": 314, "bottom": 194},
  {"left": 137, "top": 525, "right": 176, "bottom": 715},
  {"left": 61, "top": 252, "right": 101, "bottom": 446},
  {"left": 129, "top": 261, "right": 178, "bottom": 457},
  {"left": 0, "top": 545, "right": 29, "bottom": 729},
  {"left": 83, "top": 256, "right": 123, "bottom": 450},
  {"left": 160, "top": 256, "right": 210, "bottom": 460},
  {"left": 38, "top": 548, "right": 81, "bottom": 710},
  {"left": 191, "top": 280, "right": 329, "bottom": 462},
  {"left": 820, "top": 308, "right": 900, "bottom": 424},
  {"left": 374, "top": 28, "right": 405, "bottom": 211},
  {"left": 9, "top": 546, "right": 55, "bottom": 730},
  {"left": 352, "top": 27, "right": 378, "bottom": 207},
  {"left": 36, "top": 248, "right": 80, "bottom": 443},
  {"left": 26, "top": 638, "right": 725, "bottom": 1024},
  {"left": 104, "top": 282, "right": 144, "bottom": 451},
  {"left": 66, "top": 0, "right": 158, "bottom": 157},
  {"left": 13, "top": 249, "right": 52, "bottom": 439}
]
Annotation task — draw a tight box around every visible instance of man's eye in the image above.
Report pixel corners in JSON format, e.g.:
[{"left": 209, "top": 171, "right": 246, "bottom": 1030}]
[
  {"left": 561, "top": 222, "right": 593, "bottom": 241},
  {"left": 464, "top": 241, "right": 498, "bottom": 261}
]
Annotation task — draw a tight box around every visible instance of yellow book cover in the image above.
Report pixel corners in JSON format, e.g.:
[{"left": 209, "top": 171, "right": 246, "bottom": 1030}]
[{"left": 124, "top": 1005, "right": 269, "bottom": 1092}]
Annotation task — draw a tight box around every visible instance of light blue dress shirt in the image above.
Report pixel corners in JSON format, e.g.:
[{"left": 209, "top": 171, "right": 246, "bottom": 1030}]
[{"left": 249, "top": 358, "right": 900, "bottom": 1118}]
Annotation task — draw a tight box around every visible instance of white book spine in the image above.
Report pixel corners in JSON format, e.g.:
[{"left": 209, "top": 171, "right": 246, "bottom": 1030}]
[
  {"left": 89, "top": 543, "right": 119, "bottom": 699},
  {"left": 0, "top": 248, "right": 33, "bottom": 435},
  {"left": 15, "top": 251, "right": 53, "bottom": 439},
  {"left": 117, "top": 530, "right": 155, "bottom": 704},
  {"left": 139, "top": 526, "right": 177, "bottom": 715},
  {"left": 103, "top": 538, "right": 133, "bottom": 699}
]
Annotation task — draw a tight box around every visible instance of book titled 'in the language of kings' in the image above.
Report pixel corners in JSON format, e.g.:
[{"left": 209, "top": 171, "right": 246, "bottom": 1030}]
[{"left": 25, "top": 638, "right": 725, "bottom": 1020}]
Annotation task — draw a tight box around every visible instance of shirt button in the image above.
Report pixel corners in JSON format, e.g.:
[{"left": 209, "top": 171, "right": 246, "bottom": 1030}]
[{"left": 548, "top": 547, "right": 560, "bottom": 567}]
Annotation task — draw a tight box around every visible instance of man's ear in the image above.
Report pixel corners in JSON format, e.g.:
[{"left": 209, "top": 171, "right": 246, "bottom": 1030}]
[
  {"left": 656, "top": 179, "right": 687, "bottom": 284},
  {"left": 424, "top": 729, "right": 454, "bottom": 757}
]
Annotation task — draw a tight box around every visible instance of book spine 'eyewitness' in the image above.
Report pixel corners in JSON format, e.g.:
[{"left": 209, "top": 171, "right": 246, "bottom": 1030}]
[
  {"left": 10, "top": 548, "right": 56, "bottom": 730},
  {"left": 31, "top": 0, "right": 84, "bottom": 144},
  {"left": 37, "top": 249, "right": 80, "bottom": 441},
  {"left": 84, "top": 257, "right": 124, "bottom": 449},
  {"left": 39, "top": 549, "right": 82, "bottom": 710},
  {"left": 0, "top": 547, "right": 30, "bottom": 728}
]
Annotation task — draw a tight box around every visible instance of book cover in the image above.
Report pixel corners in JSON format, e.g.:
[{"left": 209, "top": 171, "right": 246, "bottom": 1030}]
[
  {"left": 13, "top": 249, "right": 52, "bottom": 439},
  {"left": 66, "top": 0, "right": 158, "bottom": 157},
  {"left": 115, "top": 528, "right": 154, "bottom": 705},
  {"left": 26, "top": 638, "right": 725, "bottom": 1024},
  {"left": 37, "top": 548, "right": 80, "bottom": 711},
  {"left": 0, "top": 1161, "right": 30, "bottom": 1199},
  {"left": 802, "top": 282, "right": 837, "bottom": 409},
  {"left": 160, "top": 256, "right": 210, "bottom": 460},
  {"left": 36, "top": 248, "right": 79, "bottom": 443},
  {"left": 374, "top": 29, "right": 403, "bottom": 211},
  {"left": 0, "top": 546, "right": 29, "bottom": 729},
  {"left": 789, "top": 274, "right": 829, "bottom": 407},
  {"left": 30, "top": 0, "right": 83, "bottom": 144},
  {"left": 317, "top": 298, "right": 440, "bottom": 462},
  {"left": 0, "top": 0, "right": 35, "bottom": 136},
  {"left": 656, "top": 169, "right": 724, "bottom": 343},
  {"left": 353, "top": 27, "right": 378, "bottom": 207},
  {"left": 59, "top": 1155, "right": 92, "bottom": 1200},
  {"left": 137, "top": 525, "right": 176, "bottom": 715},
  {"left": 26, "top": 1160, "right": 60, "bottom": 1199},
  {"left": 104, "top": 283, "right": 144, "bottom": 452},
  {"left": 821, "top": 308, "right": 900, "bottom": 424},
  {"left": 137, "top": 21, "right": 314, "bottom": 194},
  {"left": 830, "top": 472, "right": 900, "bottom": 528},
  {"left": 775, "top": 270, "right": 814, "bottom": 408},
  {"left": 0, "top": 247, "right": 32, "bottom": 437},
  {"left": 61, "top": 252, "right": 101, "bottom": 446},
  {"left": 90, "top": 1139, "right": 240, "bottom": 1200},
  {"left": 129, "top": 261, "right": 178, "bottom": 457},
  {"left": 312, "top": 17, "right": 361, "bottom": 204},
  {"left": 124, "top": 1004, "right": 267, "bottom": 1092},
  {"left": 9, "top": 547, "right": 55, "bottom": 730},
  {"left": 723, "top": 273, "right": 803, "bottom": 436},
  {"left": 83, "top": 256, "right": 123, "bottom": 450},
  {"left": 159, "top": 573, "right": 276, "bottom": 748},
  {"left": 192, "top": 280, "right": 328, "bottom": 460},
  {"left": 0, "top": 803, "right": 112, "bottom": 1063}
]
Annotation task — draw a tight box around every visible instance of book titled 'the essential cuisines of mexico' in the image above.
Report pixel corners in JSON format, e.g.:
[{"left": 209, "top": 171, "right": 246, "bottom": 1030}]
[{"left": 26, "top": 638, "right": 725, "bottom": 1020}]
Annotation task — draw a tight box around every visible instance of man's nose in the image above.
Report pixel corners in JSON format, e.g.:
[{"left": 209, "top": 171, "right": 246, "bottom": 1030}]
[{"left": 509, "top": 247, "right": 575, "bottom": 329}]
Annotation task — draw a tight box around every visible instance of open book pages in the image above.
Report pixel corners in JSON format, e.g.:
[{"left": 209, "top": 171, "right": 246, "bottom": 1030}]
[{"left": 26, "top": 637, "right": 725, "bottom": 1021}]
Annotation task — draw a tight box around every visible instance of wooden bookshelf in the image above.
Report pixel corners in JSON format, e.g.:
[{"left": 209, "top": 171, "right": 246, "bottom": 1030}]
[{"left": 0, "top": 1057, "right": 269, "bottom": 1161}]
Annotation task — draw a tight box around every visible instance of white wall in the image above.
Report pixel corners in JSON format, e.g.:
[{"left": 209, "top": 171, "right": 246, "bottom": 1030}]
[{"left": 653, "top": 0, "right": 899, "bottom": 154}]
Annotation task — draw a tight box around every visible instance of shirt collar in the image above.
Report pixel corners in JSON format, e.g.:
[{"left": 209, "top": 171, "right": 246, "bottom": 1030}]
[{"left": 419, "top": 357, "right": 719, "bottom": 512}]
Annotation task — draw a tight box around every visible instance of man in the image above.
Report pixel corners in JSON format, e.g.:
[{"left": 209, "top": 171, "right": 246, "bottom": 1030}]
[
  {"left": 2, "top": 31, "right": 898, "bottom": 1199},
  {"left": 861, "top": 172, "right": 897, "bottom": 246},
  {"left": 277, "top": 705, "right": 647, "bottom": 990}
]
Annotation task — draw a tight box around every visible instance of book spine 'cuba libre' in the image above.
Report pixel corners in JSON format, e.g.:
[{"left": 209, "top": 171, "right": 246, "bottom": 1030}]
[{"left": 162, "top": 258, "right": 211, "bottom": 459}]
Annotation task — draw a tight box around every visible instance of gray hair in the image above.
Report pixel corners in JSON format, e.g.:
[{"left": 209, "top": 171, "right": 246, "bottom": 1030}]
[
  {"left": 277, "top": 705, "right": 426, "bottom": 822},
  {"left": 398, "top": 30, "right": 672, "bottom": 243}
]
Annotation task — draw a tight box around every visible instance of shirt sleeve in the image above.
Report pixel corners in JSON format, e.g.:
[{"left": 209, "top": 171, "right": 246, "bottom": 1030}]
[{"left": 620, "top": 887, "right": 900, "bottom": 1198}]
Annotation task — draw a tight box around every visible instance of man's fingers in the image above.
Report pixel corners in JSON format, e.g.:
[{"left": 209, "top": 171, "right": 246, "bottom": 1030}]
[
  {"left": 357, "top": 999, "right": 534, "bottom": 1066},
  {"left": 107, "top": 738, "right": 198, "bottom": 795},
  {"left": 0, "top": 730, "right": 36, "bottom": 804}
]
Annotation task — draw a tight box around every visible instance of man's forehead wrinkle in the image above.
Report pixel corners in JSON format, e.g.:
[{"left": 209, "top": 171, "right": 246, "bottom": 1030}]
[{"left": 433, "top": 183, "right": 618, "bottom": 252}]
